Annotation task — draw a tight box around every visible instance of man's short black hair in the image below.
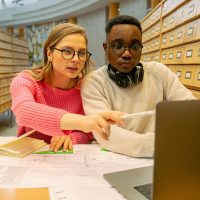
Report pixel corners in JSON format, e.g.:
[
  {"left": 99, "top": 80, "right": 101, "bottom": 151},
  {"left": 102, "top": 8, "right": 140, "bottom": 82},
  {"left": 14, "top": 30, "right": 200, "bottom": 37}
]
[{"left": 105, "top": 15, "right": 142, "bottom": 34}]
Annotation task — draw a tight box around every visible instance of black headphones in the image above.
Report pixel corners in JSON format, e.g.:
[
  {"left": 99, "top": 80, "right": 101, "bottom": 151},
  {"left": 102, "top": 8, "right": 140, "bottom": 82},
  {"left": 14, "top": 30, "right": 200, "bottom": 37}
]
[{"left": 107, "top": 63, "right": 144, "bottom": 88}]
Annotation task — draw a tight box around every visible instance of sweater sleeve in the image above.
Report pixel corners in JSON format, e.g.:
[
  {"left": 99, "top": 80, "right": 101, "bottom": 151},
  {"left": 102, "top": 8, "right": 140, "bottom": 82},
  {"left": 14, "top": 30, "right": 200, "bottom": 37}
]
[
  {"left": 93, "top": 126, "right": 154, "bottom": 157},
  {"left": 81, "top": 71, "right": 154, "bottom": 157},
  {"left": 69, "top": 131, "right": 93, "bottom": 144},
  {"left": 10, "top": 75, "right": 67, "bottom": 136}
]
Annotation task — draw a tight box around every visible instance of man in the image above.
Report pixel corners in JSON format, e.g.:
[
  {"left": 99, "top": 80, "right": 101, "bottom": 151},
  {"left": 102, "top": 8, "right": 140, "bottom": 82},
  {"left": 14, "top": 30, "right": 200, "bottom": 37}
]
[{"left": 81, "top": 15, "right": 196, "bottom": 157}]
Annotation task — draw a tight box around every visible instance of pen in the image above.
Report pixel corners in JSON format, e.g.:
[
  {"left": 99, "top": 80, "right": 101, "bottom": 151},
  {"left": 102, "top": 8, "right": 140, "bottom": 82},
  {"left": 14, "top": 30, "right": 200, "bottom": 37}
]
[{"left": 121, "top": 110, "right": 155, "bottom": 119}]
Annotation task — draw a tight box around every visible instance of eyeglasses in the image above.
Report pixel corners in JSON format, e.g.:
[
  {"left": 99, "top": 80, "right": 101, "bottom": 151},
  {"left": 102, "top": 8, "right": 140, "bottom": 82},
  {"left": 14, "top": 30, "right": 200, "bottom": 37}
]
[
  {"left": 106, "top": 42, "right": 143, "bottom": 55},
  {"left": 53, "top": 48, "right": 92, "bottom": 62}
]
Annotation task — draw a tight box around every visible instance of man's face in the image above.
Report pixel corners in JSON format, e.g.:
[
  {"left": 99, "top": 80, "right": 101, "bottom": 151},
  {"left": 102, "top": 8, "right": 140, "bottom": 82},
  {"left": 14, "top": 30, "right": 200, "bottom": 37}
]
[{"left": 104, "top": 24, "right": 142, "bottom": 73}]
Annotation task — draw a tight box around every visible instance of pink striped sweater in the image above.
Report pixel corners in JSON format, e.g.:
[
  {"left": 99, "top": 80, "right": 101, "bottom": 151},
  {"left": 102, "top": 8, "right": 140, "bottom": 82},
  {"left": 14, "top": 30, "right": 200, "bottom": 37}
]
[{"left": 10, "top": 72, "right": 93, "bottom": 144}]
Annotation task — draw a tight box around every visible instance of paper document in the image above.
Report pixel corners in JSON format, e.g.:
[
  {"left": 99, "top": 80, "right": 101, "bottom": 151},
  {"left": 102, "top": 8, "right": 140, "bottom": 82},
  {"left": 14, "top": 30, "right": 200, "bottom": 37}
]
[
  {"left": 0, "top": 130, "right": 47, "bottom": 158},
  {"left": 0, "top": 143, "right": 153, "bottom": 199},
  {"left": 121, "top": 110, "right": 155, "bottom": 119}
]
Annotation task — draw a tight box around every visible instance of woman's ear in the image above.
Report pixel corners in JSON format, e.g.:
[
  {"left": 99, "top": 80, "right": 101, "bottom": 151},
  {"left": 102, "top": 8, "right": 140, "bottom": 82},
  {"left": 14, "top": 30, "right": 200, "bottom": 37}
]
[{"left": 47, "top": 48, "right": 53, "bottom": 62}]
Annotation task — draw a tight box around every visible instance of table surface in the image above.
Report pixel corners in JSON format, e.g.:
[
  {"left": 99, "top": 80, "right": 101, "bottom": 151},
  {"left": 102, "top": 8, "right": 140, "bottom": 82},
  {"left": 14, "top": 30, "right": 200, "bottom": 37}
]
[{"left": 0, "top": 137, "right": 153, "bottom": 200}]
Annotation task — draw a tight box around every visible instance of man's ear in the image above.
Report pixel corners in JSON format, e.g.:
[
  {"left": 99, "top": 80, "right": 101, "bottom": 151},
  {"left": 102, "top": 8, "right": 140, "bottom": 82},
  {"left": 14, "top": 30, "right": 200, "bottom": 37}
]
[
  {"left": 103, "top": 43, "right": 107, "bottom": 51},
  {"left": 103, "top": 43, "right": 108, "bottom": 56},
  {"left": 47, "top": 48, "right": 53, "bottom": 62}
]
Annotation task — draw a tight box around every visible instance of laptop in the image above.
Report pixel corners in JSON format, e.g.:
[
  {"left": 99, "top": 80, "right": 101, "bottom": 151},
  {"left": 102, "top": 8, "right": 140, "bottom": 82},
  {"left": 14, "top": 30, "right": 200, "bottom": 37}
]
[{"left": 103, "top": 100, "right": 200, "bottom": 200}]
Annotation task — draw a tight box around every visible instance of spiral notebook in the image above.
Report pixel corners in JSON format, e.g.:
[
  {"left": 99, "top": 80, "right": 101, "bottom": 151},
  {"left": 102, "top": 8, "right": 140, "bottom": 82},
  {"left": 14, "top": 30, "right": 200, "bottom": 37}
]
[{"left": 0, "top": 130, "right": 47, "bottom": 158}]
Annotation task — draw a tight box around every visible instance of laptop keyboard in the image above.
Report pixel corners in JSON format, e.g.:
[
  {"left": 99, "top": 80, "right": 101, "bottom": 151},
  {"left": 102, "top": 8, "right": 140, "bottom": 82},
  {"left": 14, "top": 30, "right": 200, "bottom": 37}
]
[{"left": 134, "top": 183, "right": 152, "bottom": 200}]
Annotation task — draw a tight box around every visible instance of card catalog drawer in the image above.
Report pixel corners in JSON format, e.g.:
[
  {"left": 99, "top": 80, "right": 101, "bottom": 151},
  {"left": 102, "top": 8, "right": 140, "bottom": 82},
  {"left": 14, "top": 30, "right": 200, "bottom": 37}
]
[
  {"left": 195, "top": 19, "right": 200, "bottom": 40},
  {"left": 183, "top": 41, "right": 200, "bottom": 64},
  {"left": 168, "top": 50, "right": 175, "bottom": 64},
  {"left": 183, "top": 0, "right": 198, "bottom": 22},
  {"left": 162, "top": 0, "right": 173, "bottom": 17},
  {"left": 162, "top": 12, "right": 176, "bottom": 33},
  {"left": 0, "top": 49, "right": 12, "bottom": 58},
  {"left": 161, "top": 32, "right": 168, "bottom": 48},
  {"left": 0, "top": 86, "right": 10, "bottom": 96},
  {"left": 174, "top": 6, "right": 185, "bottom": 26},
  {"left": 0, "top": 31, "right": 11, "bottom": 42},
  {"left": 197, "top": 0, "right": 200, "bottom": 16},
  {"left": 174, "top": 65, "right": 184, "bottom": 82},
  {"left": 184, "top": 19, "right": 198, "bottom": 42},
  {"left": 181, "top": 65, "right": 196, "bottom": 85},
  {"left": 193, "top": 66, "right": 200, "bottom": 87},
  {"left": 174, "top": 46, "right": 185, "bottom": 64},
  {"left": 161, "top": 49, "right": 169, "bottom": 64}
]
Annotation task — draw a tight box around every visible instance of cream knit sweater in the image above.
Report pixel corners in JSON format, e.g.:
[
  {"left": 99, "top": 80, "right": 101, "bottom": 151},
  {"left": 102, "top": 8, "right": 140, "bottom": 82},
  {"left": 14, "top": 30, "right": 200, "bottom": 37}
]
[{"left": 81, "top": 61, "right": 196, "bottom": 157}]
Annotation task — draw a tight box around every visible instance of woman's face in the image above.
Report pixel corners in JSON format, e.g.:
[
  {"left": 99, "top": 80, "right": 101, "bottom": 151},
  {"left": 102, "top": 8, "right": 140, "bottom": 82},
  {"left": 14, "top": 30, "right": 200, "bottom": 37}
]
[{"left": 47, "top": 33, "right": 87, "bottom": 81}]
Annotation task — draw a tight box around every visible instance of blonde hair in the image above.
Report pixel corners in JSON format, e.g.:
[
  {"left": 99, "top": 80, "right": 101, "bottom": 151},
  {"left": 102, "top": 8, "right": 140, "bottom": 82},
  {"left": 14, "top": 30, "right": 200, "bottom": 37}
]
[{"left": 27, "top": 23, "right": 94, "bottom": 83}]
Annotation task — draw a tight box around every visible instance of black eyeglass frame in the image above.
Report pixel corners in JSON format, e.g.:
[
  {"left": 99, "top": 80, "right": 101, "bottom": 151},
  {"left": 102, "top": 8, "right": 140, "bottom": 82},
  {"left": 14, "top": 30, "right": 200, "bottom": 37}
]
[
  {"left": 53, "top": 47, "right": 92, "bottom": 62},
  {"left": 106, "top": 42, "right": 143, "bottom": 55}
]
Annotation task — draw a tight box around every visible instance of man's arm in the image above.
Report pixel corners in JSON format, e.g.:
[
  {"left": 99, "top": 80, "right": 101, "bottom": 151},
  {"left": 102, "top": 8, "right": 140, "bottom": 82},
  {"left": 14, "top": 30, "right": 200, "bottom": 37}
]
[
  {"left": 93, "top": 125, "right": 154, "bottom": 157},
  {"left": 81, "top": 72, "right": 154, "bottom": 157}
]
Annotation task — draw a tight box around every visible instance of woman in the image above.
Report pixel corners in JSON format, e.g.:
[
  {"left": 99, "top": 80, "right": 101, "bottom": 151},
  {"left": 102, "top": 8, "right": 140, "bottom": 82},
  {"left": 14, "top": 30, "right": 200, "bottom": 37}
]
[{"left": 10, "top": 23, "right": 124, "bottom": 152}]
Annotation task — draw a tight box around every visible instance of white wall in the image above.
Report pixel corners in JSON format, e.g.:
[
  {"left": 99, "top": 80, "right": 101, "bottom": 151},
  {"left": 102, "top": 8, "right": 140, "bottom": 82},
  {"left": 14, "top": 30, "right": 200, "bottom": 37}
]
[
  {"left": 120, "top": 0, "right": 147, "bottom": 20},
  {"left": 78, "top": 7, "right": 107, "bottom": 68}
]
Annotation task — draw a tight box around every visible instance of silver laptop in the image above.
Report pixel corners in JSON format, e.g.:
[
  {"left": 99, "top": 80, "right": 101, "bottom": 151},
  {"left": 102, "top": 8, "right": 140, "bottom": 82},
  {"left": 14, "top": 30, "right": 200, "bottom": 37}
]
[{"left": 103, "top": 100, "right": 200, "bottom": 200}]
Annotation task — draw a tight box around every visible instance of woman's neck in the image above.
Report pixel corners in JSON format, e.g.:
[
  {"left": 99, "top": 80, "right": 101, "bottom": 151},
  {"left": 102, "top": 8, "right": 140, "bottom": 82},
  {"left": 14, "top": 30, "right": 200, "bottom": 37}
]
[
  {"left": 49, "top": 72, "right": 77, "bottom": 90},
  {"left": 52, "top": 78, "right": 77, "bottom": 90}
]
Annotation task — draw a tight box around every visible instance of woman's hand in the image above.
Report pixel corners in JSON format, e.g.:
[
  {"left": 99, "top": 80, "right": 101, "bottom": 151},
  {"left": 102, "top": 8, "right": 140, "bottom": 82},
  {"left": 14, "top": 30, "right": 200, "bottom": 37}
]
[
  {"left": 60, "top": 111, "right": 125, "bottom": 140},
  {"left": 79, "top": 111, "right": 125, "bottom": 139},
  {"left": 50, "top": 135, "right": 73, "bottom": 152}
]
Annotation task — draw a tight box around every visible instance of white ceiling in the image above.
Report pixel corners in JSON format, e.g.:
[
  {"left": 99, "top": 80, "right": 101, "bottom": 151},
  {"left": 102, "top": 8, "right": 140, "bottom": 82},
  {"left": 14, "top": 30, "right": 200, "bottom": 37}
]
[
  {"left": 0, "top": 0, "right": 119, "bottom": 27},
  {"left": 0, "top": 0, "right": 38, "bottom": 9}
]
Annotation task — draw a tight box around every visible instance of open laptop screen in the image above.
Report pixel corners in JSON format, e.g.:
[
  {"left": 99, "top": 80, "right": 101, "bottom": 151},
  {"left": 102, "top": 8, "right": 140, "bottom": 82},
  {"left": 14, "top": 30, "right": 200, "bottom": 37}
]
[
  {"left": 104, "top": 100, "right": 200, "bottom": 200},
  {"left": 153, "top": 100, "right": 200, "bottom": 200}
]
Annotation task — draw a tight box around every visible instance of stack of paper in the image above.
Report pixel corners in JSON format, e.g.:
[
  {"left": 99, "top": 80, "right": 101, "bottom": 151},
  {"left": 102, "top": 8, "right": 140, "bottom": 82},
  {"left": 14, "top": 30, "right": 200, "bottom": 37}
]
[{"left": 0, "top": 130, "right": 47, "bottom": 158}]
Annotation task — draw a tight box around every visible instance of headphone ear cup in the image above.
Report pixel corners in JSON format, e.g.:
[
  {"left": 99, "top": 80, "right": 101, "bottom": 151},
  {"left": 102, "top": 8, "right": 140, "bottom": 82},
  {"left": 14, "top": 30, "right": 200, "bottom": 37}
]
[
  {"left": 139, "top": 66, "right": 144, "bottom": 82},
  {"left": 133, "top": 65, "right": 144, "bottom": 84},
  {"left": 107, "top": 67, "right": 127, "bottom": 87},
  {"left": 115, "top": 73, "right": 132, "bottom": 88}
]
